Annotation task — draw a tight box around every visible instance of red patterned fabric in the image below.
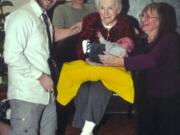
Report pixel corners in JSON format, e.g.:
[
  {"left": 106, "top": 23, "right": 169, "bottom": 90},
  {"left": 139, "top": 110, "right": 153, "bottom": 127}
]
[{"left": 77, "top": 12, "right": 135, "bottom": 59}]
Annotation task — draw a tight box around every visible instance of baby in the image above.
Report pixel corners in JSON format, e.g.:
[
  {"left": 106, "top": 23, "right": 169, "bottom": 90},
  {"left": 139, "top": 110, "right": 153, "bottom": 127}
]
[
  {"left": 56, "top": 34, "right": 135, "bottom": 106},
  {"left": 82, "top": 32, "right": 134, "bottom": 63}
]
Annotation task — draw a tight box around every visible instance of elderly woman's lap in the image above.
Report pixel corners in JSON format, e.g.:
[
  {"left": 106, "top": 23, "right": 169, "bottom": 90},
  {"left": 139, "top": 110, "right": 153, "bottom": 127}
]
[{"left": 72, "top": 81, "right": 112, "bottom": 128}]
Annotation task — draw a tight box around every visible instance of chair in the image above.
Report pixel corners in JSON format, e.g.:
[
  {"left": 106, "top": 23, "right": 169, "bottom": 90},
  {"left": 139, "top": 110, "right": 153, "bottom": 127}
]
[
  {"left": 92, "top": 93, "right": 133, "bottom": 134},
  {"left": 0, "top": 99, "right": 10, "bottom": 121},
  {"left": 106, "top": 93, "right": 133, "bottom": 115}
]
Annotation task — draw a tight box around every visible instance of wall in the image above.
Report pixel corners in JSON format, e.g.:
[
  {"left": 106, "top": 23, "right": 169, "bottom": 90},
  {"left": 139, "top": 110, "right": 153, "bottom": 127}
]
[
  {"left": 128, "top": 0, "right": 152, "bottom": 19},
  {"left": 4, "top": 0, "right": 29, "bottom": 13},
  {"left": 3, "top": 0, "right": 180, "bottom": 32}
]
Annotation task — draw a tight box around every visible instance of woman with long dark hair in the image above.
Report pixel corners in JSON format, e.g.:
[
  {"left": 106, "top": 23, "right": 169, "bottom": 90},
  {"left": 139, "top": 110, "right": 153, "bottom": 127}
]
[{"left": 99, "top": 2, "right": 180, "bottom": 135}]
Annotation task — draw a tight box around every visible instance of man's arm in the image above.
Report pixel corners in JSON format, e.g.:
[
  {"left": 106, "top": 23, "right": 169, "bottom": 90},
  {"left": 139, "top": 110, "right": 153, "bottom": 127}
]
[
  {"left": 54, "top": 21, "right": 82, "bottom": 41},
  {"left": 3, "top": 13, "right": 42, "bottom": 79}
]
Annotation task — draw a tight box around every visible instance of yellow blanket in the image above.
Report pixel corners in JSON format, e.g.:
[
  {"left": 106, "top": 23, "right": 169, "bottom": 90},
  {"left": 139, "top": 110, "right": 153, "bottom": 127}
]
[{"left": 56, "top": 60, "right": 134, "bottom": 106}]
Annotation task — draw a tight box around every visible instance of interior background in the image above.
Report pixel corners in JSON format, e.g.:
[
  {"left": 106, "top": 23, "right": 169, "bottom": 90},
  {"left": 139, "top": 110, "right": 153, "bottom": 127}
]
[{"left": 3, "top": 0, "right": 180, "bottom": 32}]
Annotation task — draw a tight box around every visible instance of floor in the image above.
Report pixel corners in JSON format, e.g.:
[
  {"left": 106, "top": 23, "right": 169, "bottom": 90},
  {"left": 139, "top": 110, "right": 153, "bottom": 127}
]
[{"left": 64, "top": 114, "right": 135, "bottom": 135}]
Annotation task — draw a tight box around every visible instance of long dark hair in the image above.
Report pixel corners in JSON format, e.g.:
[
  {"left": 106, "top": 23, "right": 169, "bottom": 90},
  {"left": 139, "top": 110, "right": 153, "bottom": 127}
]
[{"left": 158, "top": 2, "right": 177, "bottom": 35}]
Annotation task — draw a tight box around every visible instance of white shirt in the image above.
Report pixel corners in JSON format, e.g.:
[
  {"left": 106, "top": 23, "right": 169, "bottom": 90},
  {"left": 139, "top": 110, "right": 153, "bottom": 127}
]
[{"left": 3, "top": 0, "right": 53, "bottom": 105}]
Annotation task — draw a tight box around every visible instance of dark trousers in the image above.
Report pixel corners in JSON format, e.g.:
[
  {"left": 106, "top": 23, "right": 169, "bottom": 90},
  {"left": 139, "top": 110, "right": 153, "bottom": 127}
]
[
  {"left": 72, "top": 81, "right": 112, "bottom": 128},
  {"left": 135, "top": 94, "right": 180, "bottom": 135},
  {"left": 56, "top": 102, "right": 69, "bottom": 135}
]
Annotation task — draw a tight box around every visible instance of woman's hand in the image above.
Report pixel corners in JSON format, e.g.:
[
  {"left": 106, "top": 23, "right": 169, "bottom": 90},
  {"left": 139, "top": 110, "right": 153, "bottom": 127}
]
[{"left": 99, "top": 52, "right": 124, "bottom": 67}]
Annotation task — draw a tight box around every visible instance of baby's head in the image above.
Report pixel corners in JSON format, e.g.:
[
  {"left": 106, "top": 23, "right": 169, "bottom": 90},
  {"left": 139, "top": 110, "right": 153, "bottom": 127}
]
[{"left": 116, "top": 37, "right": 134, "bottom": 53}]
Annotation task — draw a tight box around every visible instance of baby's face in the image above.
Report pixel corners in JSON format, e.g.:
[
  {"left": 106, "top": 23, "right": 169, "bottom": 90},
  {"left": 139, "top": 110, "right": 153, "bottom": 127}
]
[
  {"left": 121, "top": 43, "right": 131, "bottom": 52},
  {"left": 117, "top": 37, "right": 134, "bottom": 52}
]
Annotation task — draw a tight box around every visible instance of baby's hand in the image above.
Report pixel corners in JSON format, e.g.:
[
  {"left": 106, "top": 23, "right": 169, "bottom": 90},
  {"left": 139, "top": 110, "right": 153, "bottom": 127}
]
[
  {"left": 96, "top": 31, "right": 102, "bottom": 38},
  {"left": 97, "top": 32, "right": 107, "bottom": 44}
]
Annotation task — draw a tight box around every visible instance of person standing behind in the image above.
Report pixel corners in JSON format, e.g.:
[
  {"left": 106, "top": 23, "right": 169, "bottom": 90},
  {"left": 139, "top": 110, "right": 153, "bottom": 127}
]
[
  {"left": 52, "top": 0, "right": 96, "bottom": 42},
  {"left": 52, "top": 0, "right": 96, "bottom": 63},
  {"left": 3, "top": 0, "right": 57, "bottom": 135},
  {"left": 52, "top": 1, "right": 95, "bottom": 134},
  {"left": 99, "top": 2, "right": 180, "bottom": 135}
]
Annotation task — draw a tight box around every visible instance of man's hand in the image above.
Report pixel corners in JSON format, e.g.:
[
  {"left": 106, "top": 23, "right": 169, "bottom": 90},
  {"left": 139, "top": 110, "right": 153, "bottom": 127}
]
[
  {"left": 38, "top": 73, "right": 54, "bottom": 92},
  {"left": 54, "top": 21, "right": 82, "bottom": 41},
  {"left": 70, "top": 21, "right": 82, "bottom": 34}
]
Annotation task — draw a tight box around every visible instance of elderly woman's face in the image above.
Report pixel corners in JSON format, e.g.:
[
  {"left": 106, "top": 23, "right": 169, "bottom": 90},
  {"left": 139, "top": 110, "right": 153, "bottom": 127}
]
[
  {"left": 140, "top": 9, "right": 159, "bottom": 34},
  {"left": 98, "top": 0, "right": 120, "bottom": 26}
]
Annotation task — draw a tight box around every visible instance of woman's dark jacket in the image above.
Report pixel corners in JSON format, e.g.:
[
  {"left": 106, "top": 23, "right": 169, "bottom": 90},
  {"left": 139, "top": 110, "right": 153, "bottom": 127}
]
[{"left": 125, "top": 32, "right": 180, "bottom": 98}]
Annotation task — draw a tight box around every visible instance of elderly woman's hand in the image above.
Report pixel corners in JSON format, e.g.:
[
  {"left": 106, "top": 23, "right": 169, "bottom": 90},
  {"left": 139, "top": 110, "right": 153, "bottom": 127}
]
[
  {"left": 85, "top": 58, "right": 102, "bottom": 66},
  {"left": 99, "top": 52, "right": 124, "bottom": 67}
]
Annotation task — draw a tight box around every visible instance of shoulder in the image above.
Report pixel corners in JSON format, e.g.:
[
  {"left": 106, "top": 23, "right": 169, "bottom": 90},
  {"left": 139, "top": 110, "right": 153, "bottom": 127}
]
[
  {"left": 115, "top": 15, "right": 133, "bottom": 32},
  {"left": 53, "top": 4, "right": 68, "bottom": 20},
  {"left": 155, "top": 32, "right": 179, "bottom": 51},
  {"left": 54, "top": 3, "right": 69, "bottom": 13},
  {"left": 160, "top": 32, "right": 179, "bottom": 43},
  {"left": 112, "top": 15, "right": 135, "bottom": 38},
  {"left": 56, "top": 3, "right": 69, "bottom": 9},
  {"left": 84, "top": 3, "right": 96, "bottom": 12},
  {"left": 82, "top": 12, "right": 100, "bottom": 28},
  {"left": 116, "top": 15, "right": 132, "bottom": 26},
  {"left": 6, "top": 8, "right": 33, "bottom": 25},
  {"left": 5, "top": 6, "right": 37, "bottom": 31},
  {"left": 83, "top": 12, "right": 99, "bottom": 21}
]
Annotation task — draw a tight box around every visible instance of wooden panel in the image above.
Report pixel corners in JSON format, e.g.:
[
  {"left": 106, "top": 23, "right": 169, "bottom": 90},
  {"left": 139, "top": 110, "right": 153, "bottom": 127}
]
[{"left": 0, "top": 85, "right": 7, "bottom": 100}]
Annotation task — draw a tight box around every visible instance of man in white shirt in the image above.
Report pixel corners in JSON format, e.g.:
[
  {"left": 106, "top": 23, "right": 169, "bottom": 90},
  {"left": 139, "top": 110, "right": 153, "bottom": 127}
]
[{"left": 3, "top": 0, "right": 57, "bottom": 135}]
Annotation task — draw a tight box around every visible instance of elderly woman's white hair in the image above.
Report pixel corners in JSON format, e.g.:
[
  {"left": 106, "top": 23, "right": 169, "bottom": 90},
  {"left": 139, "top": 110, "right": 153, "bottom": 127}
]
[{"left": 95, "top": 0, "right": 122, "bottom": 12}]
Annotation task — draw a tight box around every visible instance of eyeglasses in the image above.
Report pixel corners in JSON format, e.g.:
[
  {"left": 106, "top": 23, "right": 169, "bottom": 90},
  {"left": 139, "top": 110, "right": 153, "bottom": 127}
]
[{"left": 139, "top": 14, "right": 158, "bottom": 20}]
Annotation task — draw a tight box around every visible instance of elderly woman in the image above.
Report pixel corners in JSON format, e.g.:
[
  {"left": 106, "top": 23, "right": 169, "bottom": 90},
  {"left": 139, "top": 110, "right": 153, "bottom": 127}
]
[
  {"left": 71, "top": 0, "right": 135, "bottom": 134},
  {"left": 99, "top": 2, "right": 180, "bottom": 135}
]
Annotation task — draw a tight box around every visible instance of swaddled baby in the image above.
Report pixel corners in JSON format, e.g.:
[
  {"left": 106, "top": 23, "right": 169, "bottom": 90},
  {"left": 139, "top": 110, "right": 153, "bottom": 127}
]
[{"left": 82, "top": 32, "right": 134, "bottom": 63}]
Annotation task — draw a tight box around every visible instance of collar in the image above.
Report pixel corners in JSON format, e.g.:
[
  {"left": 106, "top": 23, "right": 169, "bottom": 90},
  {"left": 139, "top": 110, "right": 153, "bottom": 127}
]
[{"left": 30, "top": 0, "right": 45, "bottom": 18}]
